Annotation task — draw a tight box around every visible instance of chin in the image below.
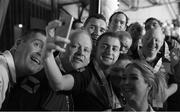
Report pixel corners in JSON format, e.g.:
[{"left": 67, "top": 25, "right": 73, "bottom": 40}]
[
  {"left": 73, "top": 64, "right": 83, "bottom": 69},
  {"left": 29, "top": 67, "right": 43, "bottom": 74},
  {"left": 102, "top": 62, "right": 113, "bottom": 67}
]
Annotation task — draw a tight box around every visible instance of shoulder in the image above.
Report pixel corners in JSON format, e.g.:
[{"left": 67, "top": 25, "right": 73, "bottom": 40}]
[
  {"left": 0, "top": 55, "right": 9, "bottom": 81},
  {"left": 0, "top": 55, "right": 7, "bottom": 66}
]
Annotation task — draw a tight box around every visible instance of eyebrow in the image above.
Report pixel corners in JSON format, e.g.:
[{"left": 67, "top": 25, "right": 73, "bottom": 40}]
[{"left": 101, "top": 43, "right": 120, "bottom": 48}]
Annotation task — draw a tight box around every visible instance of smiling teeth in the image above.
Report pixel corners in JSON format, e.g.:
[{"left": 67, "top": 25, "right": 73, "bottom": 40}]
[{"left": 31, "top": 57, "right": 40, "bottom": 64}]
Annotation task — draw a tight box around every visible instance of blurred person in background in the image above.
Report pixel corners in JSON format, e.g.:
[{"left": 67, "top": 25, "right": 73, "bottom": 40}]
[
  {"left": 83, "top": 14, "right": 107, "bottom": 50},
  {"left": 108, "top": 11, "right": 128, "bottom": 32},
  {"left": 127, "top": 22, "right": 144, "bottom": 58},
  {"left": 116, "top": 31, "right": 132, "bottom": 55}
]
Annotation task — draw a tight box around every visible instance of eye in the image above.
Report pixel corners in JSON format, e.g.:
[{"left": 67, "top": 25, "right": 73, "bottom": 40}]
[
  {"left": 120, "top": 21, "right": 126, "bottom": 25},
  {"left": 84, "top": 48, "right": 91, "bottom": 53},
  {"left": 89, "top": 26, "right": 95, "bottom": 31},
  {"left": 100, "top": 44, "right": 108, "bottom": 50},
  {"left": 153, "top": 22, "right": 158, "bottom": 27},
  {"left": 100, "top": 28, "right": 106, "bottom": 33},
  {"left": 70, "top": 44, "right": 78, "bottom": 49},
  {"left": 129, "top": 76, "right": 138, "bottom": 80},
  {"left": 114, "top": 20, "right": 119, "bottom": 24},
  {"left": 121, "top": 76, "right": 127, "bottom": 81},
  {"left": 33, "top": 40, "right": 42, "bottom": 48},
  {"left": 112, "top": 47, "right": 120, "bottom": 52}
]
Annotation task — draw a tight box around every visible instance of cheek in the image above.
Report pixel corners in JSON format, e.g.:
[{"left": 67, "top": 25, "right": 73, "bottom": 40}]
[
  {"left": 88, "top": 28, "right": 94, "bottom": 34},
  {"left": 85, "top": 53, "right": 91, "bottom": 60},
  {"left": 136, "top": 81, "right": 148, "bottom": 92},
  {"left": 113, "top": 52, "right": 120, "bottom": 59},
  {"left": 96, "top": 48, "right": 103, "bottom": 55}
]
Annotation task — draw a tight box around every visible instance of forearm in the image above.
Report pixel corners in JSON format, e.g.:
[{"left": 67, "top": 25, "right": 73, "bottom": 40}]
[
  {"left": 165, "top": 83, "right": 178, "bottom": 100},
  {"left": 44, "top": 52, "right": 64, "bottom": 91}
]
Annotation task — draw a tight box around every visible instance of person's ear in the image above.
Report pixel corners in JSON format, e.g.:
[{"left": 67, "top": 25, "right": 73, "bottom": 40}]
[{"left": 15, "top": 39, "right": 23, "bottom": 48}]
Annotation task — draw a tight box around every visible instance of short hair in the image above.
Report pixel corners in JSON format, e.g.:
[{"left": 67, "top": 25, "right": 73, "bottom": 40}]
[
  {"left": 96, "top": 32, "right": 120, "bottom": 46},
  {"left": 109, "top": 11, "right": 129, "bottom": 25},
  {"left": 116, "top": 31, "right": 132, "bottom": 41},
  {"left": 84, "top": 14, "right": 106, "bottom": 27},
  {"left": 19, "top": 29, "right": 46, "bottom": 42},
  {"left": 144, "top": 17, "right": 162, "bottom": 27},
  {"left": 126, "top": 60, "right": 167, "bottom": 104},
  {"left": 127, "top": 22, "right": 143, "bottom": 42},
  {"left": 72, "top": 19, "right": 83, "bottom": 30}
]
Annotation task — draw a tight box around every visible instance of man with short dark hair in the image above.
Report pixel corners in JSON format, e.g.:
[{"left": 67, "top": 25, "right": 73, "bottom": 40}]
[
  {"left": 108, "top": 11, "right": 128, "bottom": 32},
  {"left": 138, "top": 27, "right": 178, "bottom": 110},
  {"left": 83, "top": 14, "right": 107, "bottom": 48},
  {"left": 0, "top": 29, "right": 46, "bottom": 109}
]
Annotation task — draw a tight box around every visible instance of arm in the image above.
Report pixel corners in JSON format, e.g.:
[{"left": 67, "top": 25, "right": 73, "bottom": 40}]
[
  {"left": 165, "top": 83, "right": 178, "bottom": 100},
  {"left": 44, "top": 52, "right": 74, "bottom": 91},
  {"left": 43, "top": 20, "right": 74, "bottom": 91}
]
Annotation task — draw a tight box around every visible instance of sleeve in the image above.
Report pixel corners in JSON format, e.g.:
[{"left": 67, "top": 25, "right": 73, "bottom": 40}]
[
  {"left": 0, "top": 63, "right": 9, "bottom": 109},
  {"left": 71, "top": 67, "right": 92, "bottom": 95},
  {"left": 174, "top": 61, "right": 180, "bottom": 84}
]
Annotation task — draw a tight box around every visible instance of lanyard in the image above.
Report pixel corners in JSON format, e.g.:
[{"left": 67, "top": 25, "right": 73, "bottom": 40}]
[{"left": 93, "top": 60, "right": 114, "bottom": 109}]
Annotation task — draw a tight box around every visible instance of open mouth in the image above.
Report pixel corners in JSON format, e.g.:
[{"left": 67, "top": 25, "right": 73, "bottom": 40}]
[{"left": 31, "top": 56, "right": 41, "bottom": 65}]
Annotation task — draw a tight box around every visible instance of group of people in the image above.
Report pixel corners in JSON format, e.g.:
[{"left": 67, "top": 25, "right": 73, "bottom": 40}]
[{"left": 0, "top": 11, "right": 180, "bottom": 111}]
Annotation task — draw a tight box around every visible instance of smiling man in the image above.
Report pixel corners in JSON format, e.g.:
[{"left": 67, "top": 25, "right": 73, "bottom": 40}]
[
  {"left": 0, "top": 29, "right": 46, "bottom": 108},
  {"left": 108, "top": 11, "right": 128, "bottom": 32},
  {"left": 138, "top": 27, "right": 178, "bottom": 110},
  {"left": 44, "top": 31, "right": 121, "bottom": 111},
  {"left": 59, "top": 29, "right": 92, "bottom": 72}
]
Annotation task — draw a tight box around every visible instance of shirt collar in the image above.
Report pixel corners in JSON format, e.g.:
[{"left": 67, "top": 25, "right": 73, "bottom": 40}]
[
  {"left": 138, "top": 47, "right": 162, "bottom": 73},
  {"left": 2, "top": 50, "right": 16, "bottom": 84}
]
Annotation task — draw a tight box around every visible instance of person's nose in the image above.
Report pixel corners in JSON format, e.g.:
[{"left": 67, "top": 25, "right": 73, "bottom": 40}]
[
  {"left": 37, "top": 47, "right": 43, "bottom": 57},
  {"left": 149, "top": 38, "right": 156, "bottom": 45},
  {"left": 106, "top": 47, "right": 113, "bottom": 55},
  {"left": 150, "top": 25, "right": 155, "bottom": 30},
  {"left": 77, "top": 46, "right": 84, "bottom": 55},
  {"left": 124, "top": 78, "right": 129, "bottom": 84}
]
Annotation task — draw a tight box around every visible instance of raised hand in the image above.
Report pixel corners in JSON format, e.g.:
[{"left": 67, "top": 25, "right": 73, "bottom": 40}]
[{"left": 45, "top": 20, "right": 70, "bottom": 58}]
